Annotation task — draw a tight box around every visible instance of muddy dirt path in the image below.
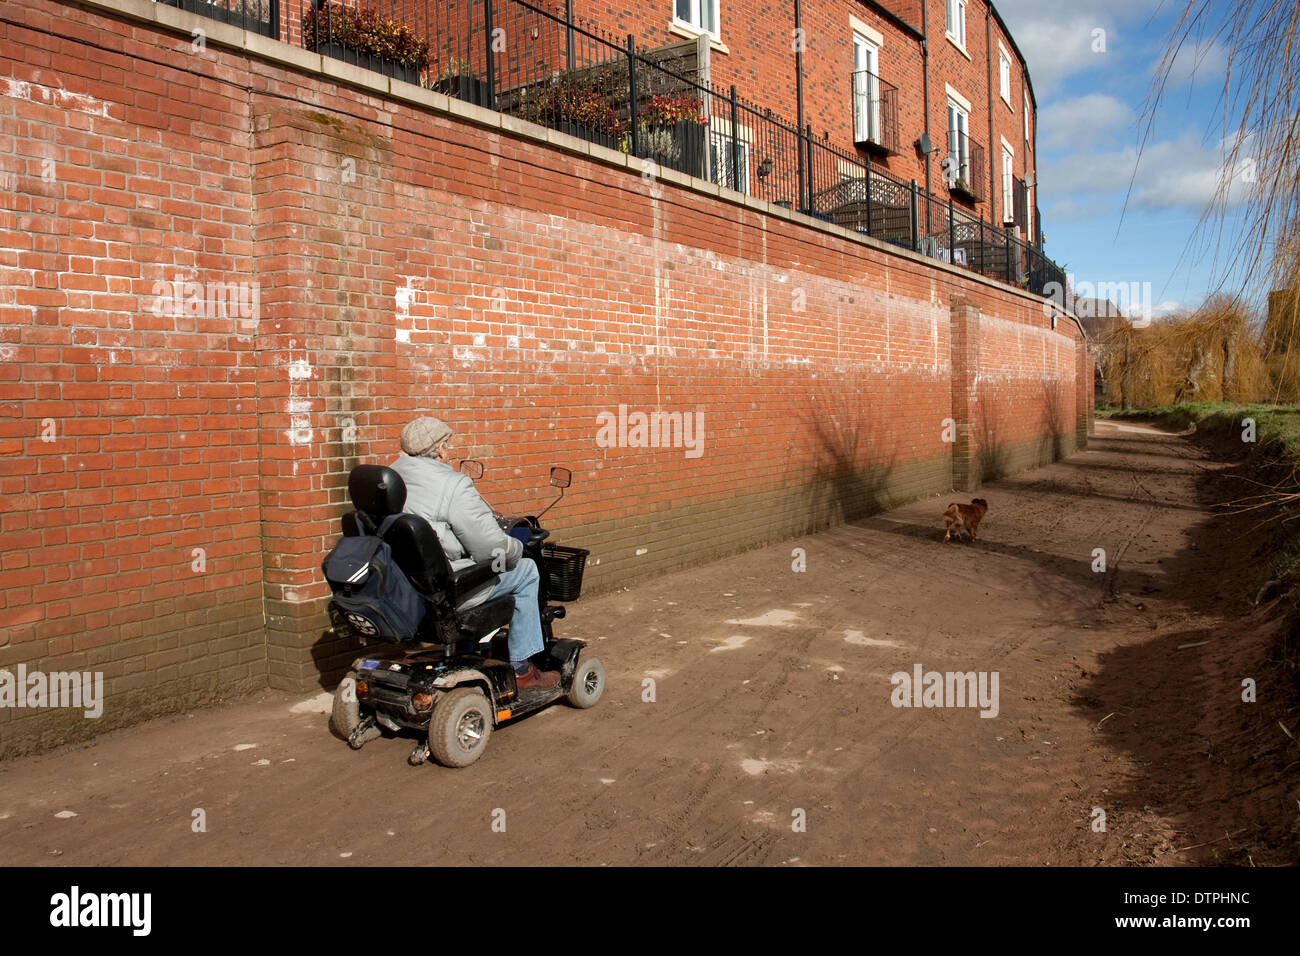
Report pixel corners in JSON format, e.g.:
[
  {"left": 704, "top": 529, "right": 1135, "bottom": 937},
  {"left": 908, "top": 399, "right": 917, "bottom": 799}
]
[{"left": 1, "top": 420, "right": 1291, "bottom": 865}]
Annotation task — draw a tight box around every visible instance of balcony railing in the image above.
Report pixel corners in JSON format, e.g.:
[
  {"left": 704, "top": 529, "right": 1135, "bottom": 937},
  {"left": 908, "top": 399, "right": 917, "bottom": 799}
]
[
  {"left": 1013, "top": 176, "right": 1028, "bottom": 233},
  {"left": 157, "top": 0, "right": 278, "bottom": 38},
  {"left": 945, "top": 128, "right": 985, "bottom": 205},
  {"left": 162, "top": 0, "right": 1066, "bottom": 298},
  {"left": 851, "top": 69, "right": 900, "bottom": 155}
]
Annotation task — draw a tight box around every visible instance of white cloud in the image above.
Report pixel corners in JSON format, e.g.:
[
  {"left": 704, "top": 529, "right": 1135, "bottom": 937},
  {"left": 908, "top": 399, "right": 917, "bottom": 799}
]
[
  {"left": 1044, "top": 196, "right": 1112, "bottom": 223},
  {"left": 1160, "top": 37, "right": 1228, "bottom": 89},
  {"left": 994, "top": 0, "right": 1166, "bottom": 97},
  {"left": 1038, "top": 93, "right": 1133, "bottom": 149},
  {"left": 1040, "top": 130, "right": 1260, "bottom": 214}
]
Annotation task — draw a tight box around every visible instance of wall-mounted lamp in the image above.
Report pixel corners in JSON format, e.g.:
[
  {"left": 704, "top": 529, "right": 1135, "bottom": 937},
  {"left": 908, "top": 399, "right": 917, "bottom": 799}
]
[{"left": 757, "top": 157, "right": 773, "bottom": 180}]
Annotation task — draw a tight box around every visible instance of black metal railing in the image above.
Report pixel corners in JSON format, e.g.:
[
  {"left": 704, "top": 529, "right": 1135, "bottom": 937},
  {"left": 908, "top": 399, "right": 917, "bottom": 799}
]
[
  {"left": 163, "top": 0, "right": 1066, "bottom": 298},
  {"left": 945, "top": 128, "right": 985, "bottom": 204},
  {"left": 158, "top": 0, "right": 278, "bottom": 38},
  {"left": 1013, "top": 176, "right": 1027, "bottom": 233},
  {"left": 850, "top": 69, "right": 899, "bottom": 155}
]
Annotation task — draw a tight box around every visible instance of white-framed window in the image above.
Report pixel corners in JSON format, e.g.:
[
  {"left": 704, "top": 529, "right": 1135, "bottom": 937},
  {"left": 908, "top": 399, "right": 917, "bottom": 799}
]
[
  {"left": 945, "top": 0, "right": 966, "bottom": 51},
  {"left": 947, "top": 98, "right": 970, "bottom": 182},
  {"left": 1002, "top": 143, "right": 1015, "bottom": 223},
  {"left": 998, "top": 45, "right": 1012, "bottom": 107},
  {"left": 675, "top": 0, "right": 720, "bottom": 37},
  {"left": 852, "top": 32, "right": 881, "bottom": 143},
  {"left": 1024, "top": 91, "right": 1031, "bottom": 143},
  {"left": 708, "top": 117, "right": 750, "bottom": 194},
  {"left": 710, "top": 138, "right": 749, "bottom": 194}
]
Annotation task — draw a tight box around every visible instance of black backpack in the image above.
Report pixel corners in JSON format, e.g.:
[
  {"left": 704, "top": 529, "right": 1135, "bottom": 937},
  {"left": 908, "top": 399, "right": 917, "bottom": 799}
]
[{"left": 322, "top": 514, "right": 426, "bottom": 642}]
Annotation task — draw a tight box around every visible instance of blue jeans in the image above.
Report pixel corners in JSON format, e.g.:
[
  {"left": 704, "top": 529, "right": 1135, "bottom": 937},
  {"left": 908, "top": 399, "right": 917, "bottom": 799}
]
[{"left": 488, "top": 558, "right": 544, "bottom": 663}]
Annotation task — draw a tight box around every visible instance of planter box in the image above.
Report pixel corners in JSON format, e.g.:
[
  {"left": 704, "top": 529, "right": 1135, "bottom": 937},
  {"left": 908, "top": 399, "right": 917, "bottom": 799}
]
[
  {"left": 555, "top": 120, "right": 620, "bottom": 153},
  {"left": 314, "top": 41, "right": 420, "bottom": 86},
  {"left": 950, "top": 177, "right": 979, "bottom": 204},
  {"left": 434, "top": 75, "right": 492, "bottom": 108},
  {"left": 640, "top": 120, "right": 706, "bottom": 178}
]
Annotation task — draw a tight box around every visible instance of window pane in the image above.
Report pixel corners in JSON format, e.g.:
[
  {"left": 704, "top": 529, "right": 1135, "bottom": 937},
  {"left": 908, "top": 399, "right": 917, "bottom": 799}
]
[{"left": 676, "top": 0, "right": 691, "bottom": 23}]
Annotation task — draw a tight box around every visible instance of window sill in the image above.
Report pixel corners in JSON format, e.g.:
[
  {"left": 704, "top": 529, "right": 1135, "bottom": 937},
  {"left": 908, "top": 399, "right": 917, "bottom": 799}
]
[
  {"left": 946, "top": 33, "right": 971, "bottom": 60},
  {"left": 670, "top": 20, "right": 730, "bottom": 54}
]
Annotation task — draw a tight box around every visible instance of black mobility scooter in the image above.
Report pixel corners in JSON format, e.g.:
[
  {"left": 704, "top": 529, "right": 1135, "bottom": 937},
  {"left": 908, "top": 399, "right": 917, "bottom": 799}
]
[{"left": 325, "top": 462, "right": 603, "bottom": 768}]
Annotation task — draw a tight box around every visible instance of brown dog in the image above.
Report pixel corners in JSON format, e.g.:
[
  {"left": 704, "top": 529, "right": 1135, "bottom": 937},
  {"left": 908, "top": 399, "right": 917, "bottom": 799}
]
[{"left": 943, "top": 498, "right": 988, "bottom": 542}]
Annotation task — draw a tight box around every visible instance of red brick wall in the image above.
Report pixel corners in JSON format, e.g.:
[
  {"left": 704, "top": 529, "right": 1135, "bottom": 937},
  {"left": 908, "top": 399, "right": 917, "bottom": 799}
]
[{"left": 0, "top": 0, "right": 1083, "bottom": 754}]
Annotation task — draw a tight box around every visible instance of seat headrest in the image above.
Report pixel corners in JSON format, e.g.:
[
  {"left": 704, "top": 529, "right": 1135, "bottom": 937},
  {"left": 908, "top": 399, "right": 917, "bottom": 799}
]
[{"left": 348, "top": 465, "right": 407, "bottom": 517}]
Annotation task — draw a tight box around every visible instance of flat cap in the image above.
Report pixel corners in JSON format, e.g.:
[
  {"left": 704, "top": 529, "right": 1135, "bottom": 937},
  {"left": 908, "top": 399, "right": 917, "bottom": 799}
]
[{"left": 400, "top": 416, "right": 453, "bottom": 457}]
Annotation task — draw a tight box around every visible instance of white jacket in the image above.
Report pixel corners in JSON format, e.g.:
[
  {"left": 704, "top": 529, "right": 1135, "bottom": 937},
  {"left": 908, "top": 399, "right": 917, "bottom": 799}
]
[{"left": 388, "top": 454, "right": 524, "bottom": 607}]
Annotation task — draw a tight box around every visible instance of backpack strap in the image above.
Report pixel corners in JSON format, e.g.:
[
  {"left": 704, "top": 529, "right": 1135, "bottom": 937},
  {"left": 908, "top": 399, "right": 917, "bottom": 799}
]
[
  {"left": 376, "top": 513, "right": 404, "bottom": 537},
  {"left": 352, "top": 510, "right": 379, "bottom": 536}
]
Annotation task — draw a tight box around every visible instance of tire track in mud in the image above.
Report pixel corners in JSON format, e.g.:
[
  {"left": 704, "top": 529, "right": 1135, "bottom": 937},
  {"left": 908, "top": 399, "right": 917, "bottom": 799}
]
[{"left": 636, "top": 620, "right": 825, "bottom": 864}]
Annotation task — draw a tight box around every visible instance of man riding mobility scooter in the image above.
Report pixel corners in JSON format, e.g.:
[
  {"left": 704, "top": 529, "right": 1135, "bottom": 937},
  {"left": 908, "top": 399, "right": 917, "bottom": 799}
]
[{"left": 324, "top": 461, "right": 603, "bottom": 768}]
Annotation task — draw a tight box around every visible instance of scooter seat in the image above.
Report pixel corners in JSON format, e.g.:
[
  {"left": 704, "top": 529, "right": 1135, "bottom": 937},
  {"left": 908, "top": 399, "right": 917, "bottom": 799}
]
[{"left": 458, "top": 594, "right": 515, "bottom": 638}]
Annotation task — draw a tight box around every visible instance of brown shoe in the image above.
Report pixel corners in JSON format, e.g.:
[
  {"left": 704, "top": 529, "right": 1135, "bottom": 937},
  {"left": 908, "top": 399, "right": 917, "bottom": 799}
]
[{"left": 514, "top": 663, "right": 560, "bottom": 690}]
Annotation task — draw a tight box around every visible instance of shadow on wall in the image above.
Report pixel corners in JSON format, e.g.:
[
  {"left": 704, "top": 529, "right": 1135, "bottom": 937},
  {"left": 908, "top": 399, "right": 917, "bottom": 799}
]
[
  {"left": 976, "top": 384, "right": 1009, "bottom": 482},
  {"left": 802, "top": 377, "right": 899, "bottom": 532},
  {"left": 977, "top": 379, "right": 1070, "bottom": 483}
]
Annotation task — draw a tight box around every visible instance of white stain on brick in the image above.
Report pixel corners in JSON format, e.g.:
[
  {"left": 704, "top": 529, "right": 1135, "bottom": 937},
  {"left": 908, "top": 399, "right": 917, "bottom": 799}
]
[
  {"left": 287, "top": 416, "right": 313, "bottom": 444},
  {"left": 286, "top": 359, "right": 313, "bottom": 380},
  {"left": 395, "top": 276, "right": 416, "bottom": 344},
  {"left": 1, "top": 78, "right": 114, "bottom": 118}
]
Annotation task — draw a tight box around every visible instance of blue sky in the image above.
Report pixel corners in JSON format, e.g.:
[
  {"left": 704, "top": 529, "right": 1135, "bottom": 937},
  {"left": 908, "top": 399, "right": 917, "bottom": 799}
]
[{"left": 996, "top": 0, "right": 1255, "bottom": 316}]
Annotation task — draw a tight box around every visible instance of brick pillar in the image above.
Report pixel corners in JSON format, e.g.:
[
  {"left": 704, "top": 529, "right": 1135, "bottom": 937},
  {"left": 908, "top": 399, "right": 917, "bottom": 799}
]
[
  {"left": 251, "top": 104, "right": 396, "bottom": 691},
  {"left": 950, "top": 295, "right": 981, "bottom": 490}
]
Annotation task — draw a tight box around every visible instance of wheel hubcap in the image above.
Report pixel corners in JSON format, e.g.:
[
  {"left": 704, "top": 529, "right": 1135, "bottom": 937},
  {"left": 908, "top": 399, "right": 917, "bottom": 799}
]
[
  {"left": 584, "top": 668, "right": 600, "bottom": 695},
  {"left": 456, "top": 709, "right": 485, "bottom": 751}
]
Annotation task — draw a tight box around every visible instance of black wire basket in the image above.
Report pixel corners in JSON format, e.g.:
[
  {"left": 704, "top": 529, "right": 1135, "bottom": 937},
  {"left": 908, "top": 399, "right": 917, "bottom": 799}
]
[{"left": 542, "top": 543, "right": 589, "bottom": 602}]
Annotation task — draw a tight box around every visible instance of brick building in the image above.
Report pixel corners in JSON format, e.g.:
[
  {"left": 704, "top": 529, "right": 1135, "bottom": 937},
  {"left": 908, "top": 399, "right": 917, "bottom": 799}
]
[{"left": 548, "top": 0, "right": 1041, "bottom": 243}]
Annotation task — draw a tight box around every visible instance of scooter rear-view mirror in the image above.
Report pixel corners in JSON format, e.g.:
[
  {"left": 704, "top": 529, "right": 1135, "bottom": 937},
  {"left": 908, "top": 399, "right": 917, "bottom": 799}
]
[{"left": 536, "top": 465, "right": 571, "bottom": 522}]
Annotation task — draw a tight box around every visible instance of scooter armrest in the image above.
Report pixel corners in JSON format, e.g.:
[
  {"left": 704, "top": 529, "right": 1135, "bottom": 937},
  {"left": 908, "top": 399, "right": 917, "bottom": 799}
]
[{"left": 451, "top": 559, "right": 498, "bottom": 598}]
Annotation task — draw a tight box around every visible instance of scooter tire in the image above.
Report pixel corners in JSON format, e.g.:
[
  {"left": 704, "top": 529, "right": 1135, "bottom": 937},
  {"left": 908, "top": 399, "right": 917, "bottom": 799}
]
[
  {"left": 330, "top": 671, "right": 360, "bottom": 741},
  {"left": 566, "top": 656, "right": 605, "bottom": 709},
  {"left": 428, "top": 687, "right": 494, "bottom": 768}
]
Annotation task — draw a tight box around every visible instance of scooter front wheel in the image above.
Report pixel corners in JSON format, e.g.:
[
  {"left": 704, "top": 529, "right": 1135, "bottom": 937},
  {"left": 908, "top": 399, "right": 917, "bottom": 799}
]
[
  {"left": 428, "top": 688, "right": 494, "bottom": 768},
  {"left": 566, "top": 656, "right": 605, "bottom": 709}
]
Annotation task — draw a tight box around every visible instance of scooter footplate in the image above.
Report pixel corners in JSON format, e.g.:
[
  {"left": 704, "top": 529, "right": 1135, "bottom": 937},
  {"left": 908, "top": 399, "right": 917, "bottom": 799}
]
[{"left": 509, "top": 685, "right": 563, "bottom": 715}]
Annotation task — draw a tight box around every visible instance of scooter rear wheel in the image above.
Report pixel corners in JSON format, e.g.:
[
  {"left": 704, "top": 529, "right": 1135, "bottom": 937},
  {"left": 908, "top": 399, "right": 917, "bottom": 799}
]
[
  {"left": 330, "top": 671, "right": 360, "bottom": 741},
  {"left": 428, "top": 687, "right": 494, "bottom": 768}
]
